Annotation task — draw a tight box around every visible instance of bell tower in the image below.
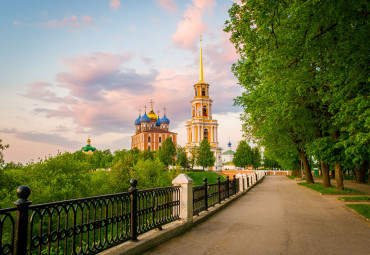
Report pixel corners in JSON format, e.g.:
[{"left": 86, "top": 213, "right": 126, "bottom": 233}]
[{"left": 185, "top": 36, "right": 222, "bottom": 170}]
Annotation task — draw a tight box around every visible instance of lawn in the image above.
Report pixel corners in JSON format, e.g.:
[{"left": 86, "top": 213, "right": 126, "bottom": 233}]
[
  {"left": 346, "top": 204, "right": 370, "bottom": 219},
  {"left": 298, "top": 183, "right": 365, "bottom": 195},
  {"left": 286, "top": 175, "right": 295, "bottom": 180},
  {"left": 338, "top": 196, "right": 370, "bottom": 202},
  {"left": 186, "top": 171, "right": 226, "bottom": 186}
]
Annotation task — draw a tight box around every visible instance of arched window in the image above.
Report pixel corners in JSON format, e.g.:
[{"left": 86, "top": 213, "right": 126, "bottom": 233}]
[
  {"left": 204, "top": 129, "right": 208, "bottom": 141},
  {"left": 159, "top": 137, "right": 162, "bottom": 143},
  {"left": 194, "top": 88, "right": 197, "bottom": 97},
  {"left": 202, "top": 88, "right": 206, "bottom": 96},
  {"left": 148, "top": 136, "right": 151, "bottom": 142},
  {"left": 148, "top": 146, "right": 151, "bottom": 151},
  {"left": 203, "top": 105, "right": 207, "bottom": 116}
]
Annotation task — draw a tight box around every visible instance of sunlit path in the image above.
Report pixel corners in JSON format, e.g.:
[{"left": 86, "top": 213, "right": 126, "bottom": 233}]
[{"left": 145, "top": 176, "right": 370, "bottom": 255}]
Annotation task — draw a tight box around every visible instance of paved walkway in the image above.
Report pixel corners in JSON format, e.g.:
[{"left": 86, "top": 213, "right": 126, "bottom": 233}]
[{"left": 144, "top": 176, "right": 370, "bottom": 255}]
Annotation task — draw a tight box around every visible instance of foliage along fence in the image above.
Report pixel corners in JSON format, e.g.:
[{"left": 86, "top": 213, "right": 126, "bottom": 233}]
[
  {"left": 0, "top": 172, "right": 265, "bottom": 254},
  {"left": 193, "top": 175, "right": 239, "bottom": 215},
  {"left": 0, "top": 179, "right": 180, "bottom": 255}
]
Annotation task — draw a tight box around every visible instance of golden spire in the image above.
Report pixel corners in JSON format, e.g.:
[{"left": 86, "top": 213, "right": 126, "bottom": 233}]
[{"left": 199, "top": 35, "right": 205, "bottom": 83}]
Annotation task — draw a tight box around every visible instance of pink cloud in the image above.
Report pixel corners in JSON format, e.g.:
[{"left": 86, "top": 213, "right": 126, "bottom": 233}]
[
  {"left": 110, "top": 0, "right": 121, "bottom": 10},
  {"left": 152, "top": 17, "right": 159, "bottom": 25},
  {"left": 13, "top": 20, "right": 20, "bottom": 25},
  {"left": 157, "top": 0, "right": 177, "bottom": 13},
  {"left": 171, "top": 0, "right": 216, "bottom": 51},
  {"left": 40, "top": 15, "right": 95, "bottom": 30}
]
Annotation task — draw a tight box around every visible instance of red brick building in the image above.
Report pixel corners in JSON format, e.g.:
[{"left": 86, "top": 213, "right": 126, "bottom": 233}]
[{"left": 131, "top": 104, "right": 177, "bottom": 151}]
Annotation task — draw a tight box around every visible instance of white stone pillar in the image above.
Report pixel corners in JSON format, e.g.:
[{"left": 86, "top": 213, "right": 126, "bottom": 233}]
[
  {"left": 215, "top": 127, "right": 218, "bottom": 143},
  {"left": 172, "top": 174, "right": 193, "bottom": 222},
  {"left": 236, "top": 174, "right": 244, "bottom": 192},
  {"left": 198, "top": 125, "right": 202, "bottom": 143},
  {"left": 242, "top": 174, "right": 247, "bottom": 190}
]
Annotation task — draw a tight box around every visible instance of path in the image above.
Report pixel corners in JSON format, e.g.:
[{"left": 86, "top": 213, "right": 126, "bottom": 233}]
[{"left": 144, "top": 176, "right": 370, "bottom": 255}]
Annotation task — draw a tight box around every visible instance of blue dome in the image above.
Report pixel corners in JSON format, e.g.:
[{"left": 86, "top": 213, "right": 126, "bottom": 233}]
[
  {"left": 140, "top": 113, "right": 151, "bottom": 123},
  {"left": 156, "top": 117, "right": 161, "bottom": 127},
  {"left": 161, "top": 114, "right": 170, "bottom": 124},
  {"left": 134, "top": 115, "right": 141, "bottom": 125},
  {"left": 228, "top": 141, "right": 232, "bottom": 148}
]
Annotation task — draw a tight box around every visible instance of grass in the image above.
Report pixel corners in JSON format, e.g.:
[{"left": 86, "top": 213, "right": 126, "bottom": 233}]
[
  {"left": 286, "top": 175, "right": 295, "bottom": 180},
  {"left": 338, "top": 196, "right": 370, "bottom": 202},
  {"left": 186, "top": 171, "right": 226, "bottom": 186},
  {"left": 298, "top": 182, "right": 366, "bottom": 195},
  {"left": 346, "top": 204, "right": 370, "bottom": 219}
]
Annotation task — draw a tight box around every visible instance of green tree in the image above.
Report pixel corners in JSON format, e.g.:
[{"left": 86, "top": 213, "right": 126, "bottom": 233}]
[
  {"left": 196, "top": 139, "right": 215, "bottom": 170},
  {"left": 158, "top": 137, "right": 176, "bottom": 167},
  {"left": 252, "top": 147, "right": 262, "bottom": 169},
  {"left": 233, "top": 140, "right": 252, "bottom": 168},
  {"left": 225, "top": 0, "right": 369, "bottom": 188},
  {"left": 188, "top": 146, "right": 198, "bottom": 170},
  {"left": 0, "top": 139, "right": 9, "bottom": 168},
  {"left": 131, "top": 158, "right": 171, "bottom": 188},
  {"left": 176, "top": 146, "right": 188, "bottom": 169}
]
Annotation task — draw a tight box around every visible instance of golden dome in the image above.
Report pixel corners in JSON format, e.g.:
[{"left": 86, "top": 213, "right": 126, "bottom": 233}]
[{"left": 147, "top": 107, "right": 158, "bottom": 121}]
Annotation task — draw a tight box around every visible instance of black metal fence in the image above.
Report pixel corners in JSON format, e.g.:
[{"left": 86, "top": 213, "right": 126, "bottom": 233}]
[
  {"left": 0, "top": 179, "right": 180, "bottom": 255},
  {"left": 193, "top": 175, "right": 239, "bottom": 215}
]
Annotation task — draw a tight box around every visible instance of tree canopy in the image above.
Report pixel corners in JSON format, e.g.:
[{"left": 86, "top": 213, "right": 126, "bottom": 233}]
[
  {"left": 225, "top": 0, "right": 369, "bottom": 188},
  {"left": 196, "top": 139, "right": 215, "bottom": 170},
  {"left": 157, "top": 137, "right": 176, "bottom": 167}
]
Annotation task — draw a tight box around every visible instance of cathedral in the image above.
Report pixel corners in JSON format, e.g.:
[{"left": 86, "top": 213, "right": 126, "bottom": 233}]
[
  {"left": 185, "top": 38, "right": 222, "bottom": 171},
  {"left": 131, "top": 101, "right": 177, "bottom": 151}
]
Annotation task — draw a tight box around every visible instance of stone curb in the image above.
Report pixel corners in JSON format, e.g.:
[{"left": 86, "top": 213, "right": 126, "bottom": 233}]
[{"left": 99, "top": 177, "right": 265, "bottom": 255}]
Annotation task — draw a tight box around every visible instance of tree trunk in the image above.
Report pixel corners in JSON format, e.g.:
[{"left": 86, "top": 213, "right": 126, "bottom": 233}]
[
  {"left": 321, "top": 162, "right": 331, "bottom": 188},
  {"left": 354, "top": 161, "right": 367, "bottom": 183},
  {"left": 299, "top": 149, "right": 314, "bottom": 184},
  {"left": 334, "top": 162, "right": 344, "bottom": 190}
]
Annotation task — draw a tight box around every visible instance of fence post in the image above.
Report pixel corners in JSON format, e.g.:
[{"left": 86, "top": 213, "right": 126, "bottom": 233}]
[
  {"left": 203, "top": 178, "right": 208, "bottom": 211},
  {"left": 172, "top": 174, "right": 193, "bottom": 222},
  {"left": 13, "top": 185, "right": 32, "bottom": 255},
  {"left": 233, "top": 175, "right": 237, "bottom": 195},
  {"left": 242, "top": 174, "right": 247, "bottom": 191},
  {"left": 236, "top": 174, "right": 244, "bottom": 193},
  {"left": 129, "top": 179, "right": 138, "bottom": 241},
  {"left": 217, "top": 176, "right": 221, "bottom": 203},
  {"left": 226, "top": 176, "right": 230, "bottom": 198}
]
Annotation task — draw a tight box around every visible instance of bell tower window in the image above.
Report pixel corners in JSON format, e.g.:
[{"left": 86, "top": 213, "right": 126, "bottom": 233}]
[
  {"left": 202, "top": 88, "right": 206, "bottom": 96},
  {"left": 195, "top": 87, "right": 198, "bottom": 97},
  {"left": 203, "top": 105, "right": 207, "bottom": 116},
  {"left": 204, "top": 129, "right": 209, "bottom": 141}
]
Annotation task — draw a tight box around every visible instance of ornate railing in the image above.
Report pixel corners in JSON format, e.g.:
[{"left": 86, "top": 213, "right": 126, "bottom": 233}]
[
  {"left": 192, "top": 175, "right": 239, "bottom": 215},
  {"left": 0, "top": 179, "right": 180, "bottom": 254}
]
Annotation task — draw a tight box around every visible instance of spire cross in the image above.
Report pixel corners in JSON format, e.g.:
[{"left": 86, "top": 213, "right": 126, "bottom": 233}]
[
  {"left": 163, "top": 107, "right": 167, "bottom": 114},
  {"left": 143, "top": 105, "right": 147, "bottom": 112},
  {"left": 138, "top": 108, "right": 142, "bottom": 115},
  {"left": 149, "top": 99, "right": 154, "bottom": 108},
  {"left": 157, "top": 110, "right": 160, "bottom": 116}
]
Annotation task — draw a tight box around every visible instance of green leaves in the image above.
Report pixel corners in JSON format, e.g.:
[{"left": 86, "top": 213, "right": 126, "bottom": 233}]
[
  {"left": 157, "top": 137, "right": 176, "bottom": 167},
  {"left": 226, "top": 0, "right": 370, "bottom": 178},
  {"left": 196, "top": 139, "right": 215, "bottom": 170}
]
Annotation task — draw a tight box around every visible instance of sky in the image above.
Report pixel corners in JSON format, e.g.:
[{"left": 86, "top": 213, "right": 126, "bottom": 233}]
[{"left": 0, "top": 0, "right": 244, "bottom": 164}]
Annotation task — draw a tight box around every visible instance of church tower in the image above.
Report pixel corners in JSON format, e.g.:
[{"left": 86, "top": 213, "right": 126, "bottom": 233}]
[{"left": 185, "top": 37, "right": 222, "bottom": 170}]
